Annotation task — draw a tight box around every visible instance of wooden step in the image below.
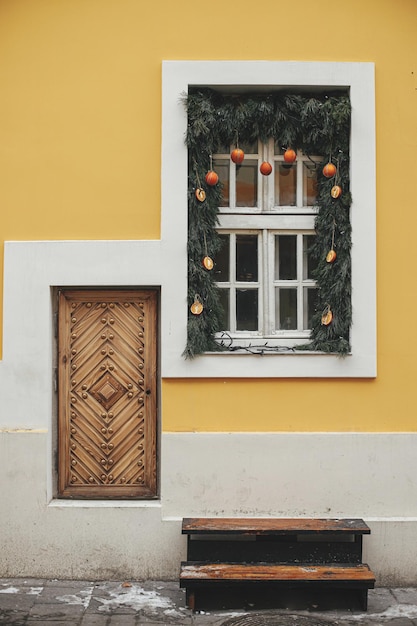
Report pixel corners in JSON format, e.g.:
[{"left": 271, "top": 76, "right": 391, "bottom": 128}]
[
  {"left": 183, "top": 518, "right": 369, "bottom": 564},
  {"left": 182, "top": 517, "right": 371, "bottom": 536},
  {"left": 180, "top": 562, "right": 375, "bottom": 585},
  {"left": 180, "top": 562, "right": 375, "bottom": 611},
  {"left": 180, "top": 518, "right": 375, "bottom": 611}
]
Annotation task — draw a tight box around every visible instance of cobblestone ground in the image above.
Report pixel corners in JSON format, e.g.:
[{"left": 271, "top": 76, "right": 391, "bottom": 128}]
[{"left": 1, "top": 580, "right": 417, "bottom": 625}]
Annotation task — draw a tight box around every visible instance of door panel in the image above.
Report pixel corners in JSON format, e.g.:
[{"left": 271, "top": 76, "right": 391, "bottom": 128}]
[{"left": 58, "top": 289, "right": 158, "bottom": 498}]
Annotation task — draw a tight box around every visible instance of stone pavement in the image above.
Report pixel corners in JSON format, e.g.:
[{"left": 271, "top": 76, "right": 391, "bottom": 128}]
[{"left": 1, "top": 579, "right": 417, "bottom": 626}]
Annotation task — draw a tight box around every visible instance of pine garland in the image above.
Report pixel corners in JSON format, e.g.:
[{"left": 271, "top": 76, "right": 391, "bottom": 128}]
[{"left": 183, "top": 88, "right": 351, "bottom": 358}]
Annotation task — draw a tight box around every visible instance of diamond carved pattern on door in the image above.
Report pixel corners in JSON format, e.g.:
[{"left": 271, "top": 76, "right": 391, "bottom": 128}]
[{"left": 58, "top": 289, "right": 158, "bottom": 498}]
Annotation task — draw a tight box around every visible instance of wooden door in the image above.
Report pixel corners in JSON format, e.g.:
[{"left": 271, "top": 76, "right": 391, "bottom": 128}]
[{"left": 58, "top": 289, "right": 158, "bottom": 498}]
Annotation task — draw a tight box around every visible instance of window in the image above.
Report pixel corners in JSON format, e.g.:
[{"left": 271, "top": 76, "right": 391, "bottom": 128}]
[
  {"left": 213, "top": 140, "right": 321, "bottom": 348},
  {"left": 186, "top": 88, "right": 354, "bottom": 357},
  {"left": 161, "top": 61, "right": 376, "bottom": 377}
]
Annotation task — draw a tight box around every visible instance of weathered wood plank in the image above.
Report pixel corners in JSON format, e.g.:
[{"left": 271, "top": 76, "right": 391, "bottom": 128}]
[
  {"left": 182, "top": 518, "right": 371, "bottom": 535},
  {"left": 180, "top": 562, "right": 375, "bottom": 586}
]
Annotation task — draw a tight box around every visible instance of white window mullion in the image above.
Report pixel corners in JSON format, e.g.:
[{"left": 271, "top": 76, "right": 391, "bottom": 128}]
[
  {"left": 297, "top": 234, "right": 304, "bottom": 330},
  {"left": 259, "top": 230, "right": 267, "bottom": 335},
  {"left": 229, "top": 233, "right": 237, "bottom": 332},
  {"left": 266, "top": 138, "right": 274, "bottom": 211},
  {"left": 296, "top": 157, "right": 303, "bottom": 208},
  {"left": 265, "top": 230, "right": 275, "bottom": 335},
  {"left": 230, "top": 158, "right": 237, "bottom": 209},
  {"left": 259, "top": 140, "right": 267, "bottom": 211}
]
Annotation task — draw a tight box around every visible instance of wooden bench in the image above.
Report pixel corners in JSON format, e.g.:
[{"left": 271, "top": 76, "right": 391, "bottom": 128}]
[{"left": 180, "top": 518, "right": 375, "bottom": 611}]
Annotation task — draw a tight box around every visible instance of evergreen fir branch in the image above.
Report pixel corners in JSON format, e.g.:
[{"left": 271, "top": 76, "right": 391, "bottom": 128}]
[{"left": 183, "top": 88, "right": 352, "bottom": 358}]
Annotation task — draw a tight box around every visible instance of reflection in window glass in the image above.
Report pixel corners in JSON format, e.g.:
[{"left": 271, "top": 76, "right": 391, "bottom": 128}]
[
  {"left": 214, "top": 235, "right": 230, "bottom": 282},
  {"left": 214, "top": 160, "right": 229, "bottom": 207},
  {"left": 218, "top": 289, "right": 230, "bottom": 330},
  {"left": 276, "top": 288, "right": 297, "bottom": 330},
  {"left": 236, "top": 161, "right": 257, "bottom": 207},
  {"left": 275, "top": 235, "right": 297, "bottom": 280},
  {"left": 303, "top": 234, "right": 317, "bottom": 279},
  {"left": 304, "top": 287, "right": 318, "bottom": 330},
  {"left": 275, "top": 164, "right": 296, "bottom": 206},
  {"left": 303, "top": 162, "right": 318, "bottom": 206},
  {"left": 237, "top": 289, "right": 258, "bottom": 331},
  {"left": 236, "top": 235, "right": 258, "bottom": 281}
]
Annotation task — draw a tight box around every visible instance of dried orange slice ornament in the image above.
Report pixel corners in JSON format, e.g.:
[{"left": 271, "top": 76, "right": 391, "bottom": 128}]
[
  {"left": 326, "top": 249, "right": 337, "bottom": 263},
  {"left": 190, "top": 295, "right": 203, "bottom": 315},
  {"left": 331, "top": 185, "right": 342, "bottom": 198},
  {"left": 202, "top": 256, "right": 214, "bottom": 270},
  {"left": 195, "top": 188, "right": 206, "bottom": 202},
  {"left": 321, "top": 305, "right": 333, "bottom": 326}
]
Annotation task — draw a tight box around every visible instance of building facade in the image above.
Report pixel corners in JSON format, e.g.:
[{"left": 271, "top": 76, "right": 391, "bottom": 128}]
[{"left": 0, "top": 0, "right": 416, "bottom": 585}]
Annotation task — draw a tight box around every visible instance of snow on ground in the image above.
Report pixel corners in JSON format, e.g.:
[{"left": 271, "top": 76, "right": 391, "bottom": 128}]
[
  {"left": 56, "top": 586, "right": 94, "bottom": 609},
  {"left": 95, "top": 584, "right": 184, "bottom": 617},
  {"left": 27, "top": 587, "right": 43, "bottom": 595},
  {"left": 348, "top": 604, "right": 417, "bottom": 621},
  {"left": 0, "top": 586, "right": 19, "bottom": 594}
]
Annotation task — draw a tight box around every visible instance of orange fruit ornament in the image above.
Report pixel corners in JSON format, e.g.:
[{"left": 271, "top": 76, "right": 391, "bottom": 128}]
[
  {"left": 231, "top": 148, "right": 245, "bottom": 164},
  {"left": 331, "top": 185, "right": 342, "bottom": 198},
  {"left": 205, "top": 170, "right": 219, "bottom": 186},
  {"left": 260, "top": 161, "right": 273, "bottom": 176},
  {"left": 283, "top": 149, "right": 296, "bottom": 163},
  {"left": 323, "top": 163, "right": 337, "bottom": 178}
]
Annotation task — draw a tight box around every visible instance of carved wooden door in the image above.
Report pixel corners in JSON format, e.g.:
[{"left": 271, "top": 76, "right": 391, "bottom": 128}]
[{"left": 58, "top": 289, "right": 158, "bottom": 498}]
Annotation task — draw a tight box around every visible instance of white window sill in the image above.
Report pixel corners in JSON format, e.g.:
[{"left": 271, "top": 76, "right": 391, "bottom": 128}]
[{"left": 164, "top": 349, "right": 375, "bottom": 379}]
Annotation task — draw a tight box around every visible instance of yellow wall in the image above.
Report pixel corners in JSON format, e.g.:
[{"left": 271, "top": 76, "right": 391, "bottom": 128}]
[{"left": 1, "top": 0, "right": 416, "bottom": 432}]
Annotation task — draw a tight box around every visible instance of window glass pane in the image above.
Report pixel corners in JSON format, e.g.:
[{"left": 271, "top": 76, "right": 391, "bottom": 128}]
[
  {"left": 275, "top": 163, "right": 296, "bottom": 206},
  {"left": 303, "top": 234, "right": 317, "bottom": 279},
  {"left": 236, "top": 235, "right": 258, "bottom": 281},
  {"left": 274, "top": 141, "right": 284, "bottom": 155},
  {"left": 303, "top": 162, "right": 318, "bottom": 206},
  {"left": 236, "top": 160, "right": 257, "bottom": 207},
  {"left": 276, "top": 288, "right": 297, "bottom": 330},
  {"left": 214, "top": 235, "right": 230, "bottom": 282},
  {"left": 218, "top": 289, "right": 230, "bottom": 330},
  {"left": 236, "top": 289, "right": 258, "bottom": 331},
  {"left": 275, "top": 235, "right": 297, "bottom": 280},
  {"left": 214, "top": 159, "right": 229, "bottom": 207},
  {"left": 304, "top": 287, "right": 318, "bottom": 330}
]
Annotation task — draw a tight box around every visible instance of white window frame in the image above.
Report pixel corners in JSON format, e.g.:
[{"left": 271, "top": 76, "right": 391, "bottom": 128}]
[
  {"left": 216, "top": 230, "right": 263, "bottom": 337},
  {"left": 268, "top": 230, "right": 318, "bottom": 336},
  {"left": 214, "top": 141, "right": 320, "bottom": 346},
  {"left": 161, "top": 61, "right": 376, "bottom": 378}
]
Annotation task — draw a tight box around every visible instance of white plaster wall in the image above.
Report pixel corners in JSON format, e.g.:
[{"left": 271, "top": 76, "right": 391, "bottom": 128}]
[
  {"left": 2, "top": 430, "right": 417, "bottom": 585},
  {"left": 161, "top": 433, "right": 417, "bottom": 519},
  {"left": 0, "top": 432, "right": 185, "bottom": 580}
]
